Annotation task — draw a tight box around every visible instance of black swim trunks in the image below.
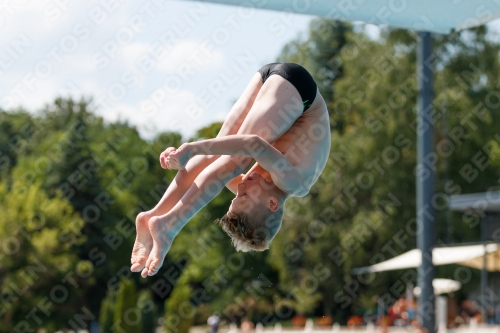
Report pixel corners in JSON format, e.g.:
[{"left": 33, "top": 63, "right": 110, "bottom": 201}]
[{"left": 257, "top": 62, "right": 317, "bottom": 112}]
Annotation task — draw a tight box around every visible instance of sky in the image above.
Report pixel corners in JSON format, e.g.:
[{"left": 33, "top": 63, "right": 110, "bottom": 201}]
[
  {"left": 0, "top": 0, "right": 317, "bottom": 139},
  {"left": 1, "top": 0, "right": 500, "bottom": 140}
]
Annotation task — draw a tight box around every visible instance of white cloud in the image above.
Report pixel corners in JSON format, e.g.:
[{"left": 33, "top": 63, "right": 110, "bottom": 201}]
[
  {"left": 156, "top": 40, "right": 225, "bottom": 73},
  {"left": 120, "top": 42, "right": 152, "bottom": 69},
  {"left": 63, "top": 53, "right": 96, "bottom": 73},
  {"left": 119, "top": 40, "right": 225, "bottom": 75},
  {"left": 95, "top": 88, "right": 211, "bottom": 140},
  {"left": 1, "top": 74, "right": 63, "bottom": 111}
]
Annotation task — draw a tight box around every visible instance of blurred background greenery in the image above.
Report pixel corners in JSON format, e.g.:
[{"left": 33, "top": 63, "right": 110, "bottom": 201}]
[{"left": 1, "top": 19, "right": 500, "bottom": 332}]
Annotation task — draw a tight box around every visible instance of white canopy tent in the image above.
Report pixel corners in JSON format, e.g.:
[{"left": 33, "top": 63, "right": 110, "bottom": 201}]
[{"left": 352, "top": 244, "right": 500, "bottom": 274}]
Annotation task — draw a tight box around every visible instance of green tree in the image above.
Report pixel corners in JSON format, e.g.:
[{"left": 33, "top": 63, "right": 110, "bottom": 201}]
[
  {"left": 41, "top": 99, "right": 117, "bottom": 317},
  {"left": 99, "top": 289, "right": 115, "bottom": 333},
  {"left": 138, "top": 290, "right": 157, "bottom": 333},
  {"left": 0, "top": 178, "right": 85, "bottom": 332},
  {"left": 2, "top": 97, "right": 185, "bottom": 328},
  {"left": 274, "top": 20, "right": 500, "bottom": 320},
  {"left": 2, "top": 20, "right": 499, "bottom": 328},
  {"left": 0, "top": 110, "right": 36, "bottom": 177},
  {"left": 191, "top": 122, "right": 222, "bottom": 141},
  {"left": 114, "top": 279, "right": 140, "bottom": 333},
  {"left": 164, "top": 281, "right": 195, "bottom": 333}
]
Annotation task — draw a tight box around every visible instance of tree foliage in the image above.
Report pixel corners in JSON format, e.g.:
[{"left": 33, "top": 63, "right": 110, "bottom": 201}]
[
  {"left": 99, "top": 289, "right": 115, "bottom": 333},
  {"left": 1, "top": 18, "right": 500, "bottom": 332},
  {"left": 114, "top": 279, "right": 140, "bottom": 333},
  {"left": 273, "top": 21, "right": 500, "bottom": 318},
  {"left": 0, "top": 179, "right": 85, "bottom": 332}
]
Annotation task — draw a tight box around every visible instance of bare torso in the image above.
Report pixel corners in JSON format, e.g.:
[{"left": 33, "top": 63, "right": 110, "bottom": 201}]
[{"left": 248, "top": 90, "right": 331, "bottom": 197}]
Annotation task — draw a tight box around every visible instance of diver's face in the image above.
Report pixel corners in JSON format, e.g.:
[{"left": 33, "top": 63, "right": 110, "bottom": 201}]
[{"left": 229, "top": 172, "right": 275, "bottom": 214}]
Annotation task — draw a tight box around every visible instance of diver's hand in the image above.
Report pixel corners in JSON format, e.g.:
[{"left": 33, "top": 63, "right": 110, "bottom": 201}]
[
  {"left": 167, "top": 143, "right": 194, "bottom": 170},
  {"left": 159, "top": 147, "right": 177, "bottom": 169}
]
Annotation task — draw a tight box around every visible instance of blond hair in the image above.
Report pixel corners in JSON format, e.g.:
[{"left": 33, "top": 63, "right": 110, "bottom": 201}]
[{"left": 216, "top": 209, "right": 283, "bottom": 252}]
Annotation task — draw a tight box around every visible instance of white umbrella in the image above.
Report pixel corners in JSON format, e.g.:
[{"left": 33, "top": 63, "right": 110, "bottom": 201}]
[
  {"left": 352, "top": 244, "right": 500, "bottom": 274},
  {"left": 413, "top": 279, "right": 461, "bottom": 296}
]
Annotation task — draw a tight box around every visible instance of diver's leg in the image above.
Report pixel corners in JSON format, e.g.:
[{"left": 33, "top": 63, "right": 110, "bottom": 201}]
[
  {"left": 141, "top": 75, "right": 305, "bottom": 276},
  {"left": 236, "top": 74, "right": 303, "bottom": 142},
  {"left": 145, "top": 72, "right": 263, "bottom": 216},
  {"left": 131, "top": 73, "right": 263, "bottom": 272},
  {"left": 217, "top": 72, "right": 263, "bottom": 136},
  {"left": 131, "top": 155, "right": 217, "bottom": 272}
]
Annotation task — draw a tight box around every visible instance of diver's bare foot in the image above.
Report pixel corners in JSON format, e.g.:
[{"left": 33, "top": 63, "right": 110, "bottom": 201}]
[
  {"left": 130, "top": 212, "right": 154, "bottom": 272},
  {"left": 141, "top": 216, "right": 175, "bottom": 277}
]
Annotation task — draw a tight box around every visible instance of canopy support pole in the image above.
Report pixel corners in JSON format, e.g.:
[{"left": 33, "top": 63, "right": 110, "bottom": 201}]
[
  {"left": 481, "top": 215, "right": 488, "bottom": 321},
  {"left": 417, "top": 31, "right": 436, "bottom": 333}
]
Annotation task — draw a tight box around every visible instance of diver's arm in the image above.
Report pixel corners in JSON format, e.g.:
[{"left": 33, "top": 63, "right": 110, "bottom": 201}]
[
  {"left": 164, "top": 155, "right": 252, "bottom": 236},
  {"left": 171, "top": 135, "right": 304, "bottom": 194},
  {"left": 194, "top": 134, "right": 259, "bottom": 156}
]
